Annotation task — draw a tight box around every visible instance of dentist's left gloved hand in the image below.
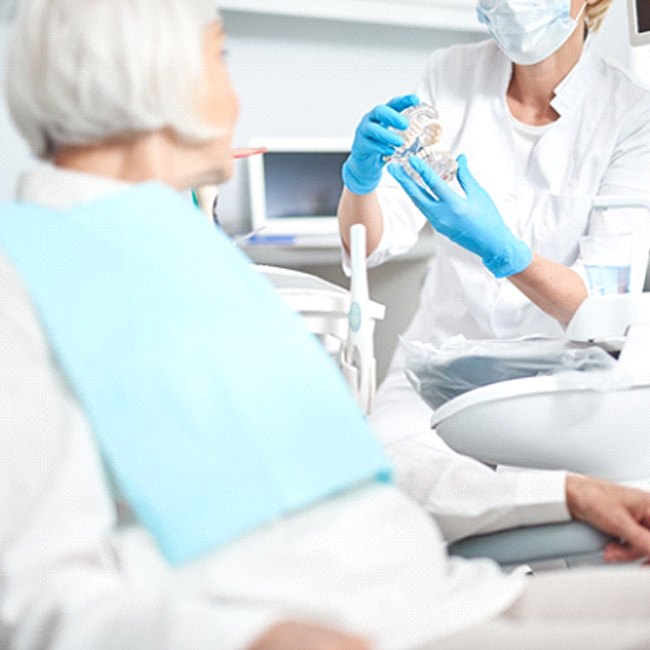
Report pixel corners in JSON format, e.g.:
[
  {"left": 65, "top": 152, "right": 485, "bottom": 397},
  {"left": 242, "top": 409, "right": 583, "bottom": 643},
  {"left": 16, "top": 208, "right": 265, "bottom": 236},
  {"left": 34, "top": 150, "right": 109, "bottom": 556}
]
[{"left": 389, "top": 154, "right": 532, "bottom": 278}]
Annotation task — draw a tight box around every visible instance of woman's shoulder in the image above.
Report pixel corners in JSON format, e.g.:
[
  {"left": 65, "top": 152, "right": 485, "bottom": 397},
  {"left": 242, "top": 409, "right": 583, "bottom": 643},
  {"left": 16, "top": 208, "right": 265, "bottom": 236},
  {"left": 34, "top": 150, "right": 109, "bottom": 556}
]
[
  {"left": 583, "top": 50, "right": 650, "bottom": 131},
  {"left": 582, "top": 48, "right": 650, "bottom": 108},
  {"left": 595, "top": 51, "right": 650, "bottom": 99}
]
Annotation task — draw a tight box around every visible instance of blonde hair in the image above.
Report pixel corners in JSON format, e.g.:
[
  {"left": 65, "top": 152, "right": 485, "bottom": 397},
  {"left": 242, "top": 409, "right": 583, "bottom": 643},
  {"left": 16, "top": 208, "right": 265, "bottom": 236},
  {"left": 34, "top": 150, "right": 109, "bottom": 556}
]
[
  {"left": 585, "top": 0, "right": 613, "bottom": 33},
  {"left": 6, "top": 0, "right": 222, "bottom": 159}
]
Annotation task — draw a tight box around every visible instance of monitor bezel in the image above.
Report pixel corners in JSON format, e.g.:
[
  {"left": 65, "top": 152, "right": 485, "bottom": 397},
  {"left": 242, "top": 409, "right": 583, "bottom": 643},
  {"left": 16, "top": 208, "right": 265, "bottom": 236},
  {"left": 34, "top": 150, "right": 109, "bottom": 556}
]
[
  {"left": 628, "top": 0, "right": 650, "bottom": 46},
  {"left": 247, "top": 137, "right": 351, "bottom": 236}
]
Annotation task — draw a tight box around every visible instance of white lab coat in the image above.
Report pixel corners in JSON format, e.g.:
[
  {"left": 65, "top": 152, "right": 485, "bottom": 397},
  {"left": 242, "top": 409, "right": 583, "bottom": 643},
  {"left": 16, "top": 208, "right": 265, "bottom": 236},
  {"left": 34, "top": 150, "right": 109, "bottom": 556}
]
[
  {"left": 368, "top": 39, "right": 650, "bottom": 542},
  {"left": 0, "top": 166, "right": 523, "bottom": 650}
]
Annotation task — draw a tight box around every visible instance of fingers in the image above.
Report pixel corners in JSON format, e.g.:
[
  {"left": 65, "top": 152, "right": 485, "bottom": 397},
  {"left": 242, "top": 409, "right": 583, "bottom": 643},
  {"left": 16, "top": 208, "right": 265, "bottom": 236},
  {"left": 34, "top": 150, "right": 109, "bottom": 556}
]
[
  {"left": 368, "top": 103, "right": 410, "bottom": 131},
  {"left": 604, "top": 541, "right": 646, "bottom": 563},
  {"left": 388, "top": 162, "right": 441, "bottom": 216},
  {"left": 360, "top": 119, "right": 404, "bottom": 151},
  {"left": 409, "top": 156, "right": 457, "bottom": 204},
  {"left": 385, "top": 93, "right": 420, "bottom": 114},
  {"left": 605, "top": 511, "right": 650, "bottom": 560},
  {"left": 354, "top": 95, "right": 420, "bottom": 159},
  {"left": 455, "top": 154, "right": 483, "bottom": 197}
]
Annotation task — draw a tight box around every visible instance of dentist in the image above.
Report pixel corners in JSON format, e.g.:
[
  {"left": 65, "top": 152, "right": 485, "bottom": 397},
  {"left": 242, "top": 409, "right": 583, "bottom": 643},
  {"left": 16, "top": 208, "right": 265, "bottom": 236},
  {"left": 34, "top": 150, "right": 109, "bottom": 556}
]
[{"left": 338, "top": 0, "right": 650, "bottom": 542}]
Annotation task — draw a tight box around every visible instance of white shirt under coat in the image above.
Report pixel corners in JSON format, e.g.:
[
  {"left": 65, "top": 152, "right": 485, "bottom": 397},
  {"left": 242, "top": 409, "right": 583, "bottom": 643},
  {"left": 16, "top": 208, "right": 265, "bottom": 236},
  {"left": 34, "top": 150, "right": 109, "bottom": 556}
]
[{"left": 367, "top": 39, "right": 650, "bottom": 542}]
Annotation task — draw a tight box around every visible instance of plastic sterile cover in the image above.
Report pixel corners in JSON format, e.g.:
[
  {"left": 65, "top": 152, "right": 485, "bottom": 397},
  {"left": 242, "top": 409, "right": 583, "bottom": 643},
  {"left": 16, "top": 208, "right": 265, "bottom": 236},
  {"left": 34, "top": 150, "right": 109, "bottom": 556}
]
[{"left": 403, "top": 335, "right": 617, "bottom": 411}]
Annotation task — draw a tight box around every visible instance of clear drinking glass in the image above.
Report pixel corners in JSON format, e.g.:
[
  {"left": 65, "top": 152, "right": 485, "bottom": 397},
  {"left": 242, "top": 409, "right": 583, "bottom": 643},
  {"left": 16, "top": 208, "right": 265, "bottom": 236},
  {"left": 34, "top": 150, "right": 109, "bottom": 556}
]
[
  {"left": 580, "top": 232, "right": 633, "bottom": 296},
  {"left": 386, "top": 103, "right": 457, "bottom": 184}
]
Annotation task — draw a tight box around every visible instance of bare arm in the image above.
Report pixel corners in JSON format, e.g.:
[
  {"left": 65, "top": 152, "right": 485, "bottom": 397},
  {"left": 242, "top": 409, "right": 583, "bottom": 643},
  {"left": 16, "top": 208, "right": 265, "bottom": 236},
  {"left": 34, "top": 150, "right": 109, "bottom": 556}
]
[
  {"left": 508, "top": 253, "right": 588, "bottom": 326},
  {"left": 337, "top": 188, "right": 384, "bottom": 256}
]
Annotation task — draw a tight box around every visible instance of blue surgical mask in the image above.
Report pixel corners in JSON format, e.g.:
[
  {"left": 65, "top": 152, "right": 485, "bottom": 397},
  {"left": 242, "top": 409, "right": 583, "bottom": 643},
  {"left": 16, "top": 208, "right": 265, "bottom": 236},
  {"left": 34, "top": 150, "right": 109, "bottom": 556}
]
[{"left": 477, "top": 0, "right": 588, "bottom": 66}]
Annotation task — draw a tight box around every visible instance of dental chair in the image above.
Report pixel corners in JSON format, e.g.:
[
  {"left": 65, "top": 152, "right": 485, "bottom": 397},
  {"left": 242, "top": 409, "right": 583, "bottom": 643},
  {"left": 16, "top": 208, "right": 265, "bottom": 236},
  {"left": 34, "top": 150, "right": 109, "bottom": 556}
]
[
  {"left": 444, "top": 197, "right": 650, "bottom": 569},
  {"left": 448, "top": 521, "right": 614, "bottom": 570},
  {"left": 447, "top": 291, "right": 650, "bottom": 570},
  {"left": 258, "top": 225, "right": 385, "bottom": 414}
]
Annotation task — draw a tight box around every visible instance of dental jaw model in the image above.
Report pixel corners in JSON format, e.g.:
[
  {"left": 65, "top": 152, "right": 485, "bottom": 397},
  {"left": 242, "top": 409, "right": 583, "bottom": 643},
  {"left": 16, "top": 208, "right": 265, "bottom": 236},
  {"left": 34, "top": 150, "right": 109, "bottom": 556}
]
[{"left": 388, "top": 103, "right": 457, "bottom": 184}]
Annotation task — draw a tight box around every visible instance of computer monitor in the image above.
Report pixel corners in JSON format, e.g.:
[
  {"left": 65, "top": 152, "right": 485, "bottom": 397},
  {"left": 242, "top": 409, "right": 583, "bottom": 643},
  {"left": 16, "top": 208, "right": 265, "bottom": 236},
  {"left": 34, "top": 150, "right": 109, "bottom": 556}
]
[
  {"left": 628, "top": 0, "right": 650, "bottom": 46},
  {"left": 248, "top": 137, "right": 350, "bottom": 237}
]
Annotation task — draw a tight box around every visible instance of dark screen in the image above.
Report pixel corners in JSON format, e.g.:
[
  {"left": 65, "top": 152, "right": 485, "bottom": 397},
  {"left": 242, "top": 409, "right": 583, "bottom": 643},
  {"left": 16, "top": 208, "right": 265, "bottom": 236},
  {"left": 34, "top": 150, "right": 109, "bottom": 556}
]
[
  {"left": 264, "top": 152, "right": 347, "bottom": 220},
  {"left": 636, "top": 0, "right": 650, "bottom": 32}
]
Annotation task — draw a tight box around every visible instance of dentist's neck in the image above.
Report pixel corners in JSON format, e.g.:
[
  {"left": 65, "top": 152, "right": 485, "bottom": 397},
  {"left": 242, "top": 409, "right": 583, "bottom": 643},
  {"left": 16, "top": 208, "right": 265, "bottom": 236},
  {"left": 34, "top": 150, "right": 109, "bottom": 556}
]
[{"left": 507, "top": 24, "right": 586, "bottom": 125}]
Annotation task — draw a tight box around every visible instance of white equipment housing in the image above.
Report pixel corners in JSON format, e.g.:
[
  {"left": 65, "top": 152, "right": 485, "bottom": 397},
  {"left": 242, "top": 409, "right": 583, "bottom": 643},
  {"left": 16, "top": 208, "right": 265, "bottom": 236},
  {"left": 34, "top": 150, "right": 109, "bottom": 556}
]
[
  {"left": 432, "top": 293, "right": 650, "bottom": 481},
  {"left": 257, "top": 225, "right": 385, "bottom": 414},
  {"left": 432, "top": 198, "right": 650, "bottom": 481}
]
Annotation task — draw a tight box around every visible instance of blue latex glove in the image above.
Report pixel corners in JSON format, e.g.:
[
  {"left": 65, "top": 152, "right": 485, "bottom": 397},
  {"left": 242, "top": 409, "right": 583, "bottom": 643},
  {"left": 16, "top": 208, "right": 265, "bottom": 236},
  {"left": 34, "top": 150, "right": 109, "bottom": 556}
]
[
  {"left": 388, "top": 154, "right": 532, "bottom": 278},
  {"left": 342, "top": 94, "right": 420, "bottom": 195}
]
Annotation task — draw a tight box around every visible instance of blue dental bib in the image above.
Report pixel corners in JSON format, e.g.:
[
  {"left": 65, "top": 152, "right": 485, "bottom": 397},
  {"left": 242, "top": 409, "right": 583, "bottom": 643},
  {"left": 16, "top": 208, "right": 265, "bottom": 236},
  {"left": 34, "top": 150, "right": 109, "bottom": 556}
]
[{"left": 0, "top": 183, "right": 390, "bottom": 564}]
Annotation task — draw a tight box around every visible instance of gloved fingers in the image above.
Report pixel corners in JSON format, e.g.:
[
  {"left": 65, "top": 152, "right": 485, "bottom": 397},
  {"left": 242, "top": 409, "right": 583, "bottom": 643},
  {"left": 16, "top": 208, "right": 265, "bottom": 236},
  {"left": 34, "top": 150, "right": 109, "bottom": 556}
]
[
  {"left": 455, "top": 154, "right": 483, "bottom": 197},
  {"left": 368, "top": 104, "right": 410, "bottom": 131},
  {"left": 409, "top": 156, "right": 458, "bottom": 205},
  {"left": 388, "top": 163, "right": 442, "bottom": 215},
  {"left": 359, "top": 120, "right": 404, "bottom": 150},
  {"left": 385, "top": 93, "right": 421, "bottom": 114}
]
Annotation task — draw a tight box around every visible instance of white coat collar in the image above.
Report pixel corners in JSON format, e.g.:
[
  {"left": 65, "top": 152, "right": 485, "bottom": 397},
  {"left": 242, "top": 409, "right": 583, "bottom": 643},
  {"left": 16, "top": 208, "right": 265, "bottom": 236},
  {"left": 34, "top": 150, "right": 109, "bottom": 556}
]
[
  {"left": 16, "top": 165, "right": 129, "bottom": 210},
  {"left": 550, "top": 38, "right": 600, "bottom": 116}
]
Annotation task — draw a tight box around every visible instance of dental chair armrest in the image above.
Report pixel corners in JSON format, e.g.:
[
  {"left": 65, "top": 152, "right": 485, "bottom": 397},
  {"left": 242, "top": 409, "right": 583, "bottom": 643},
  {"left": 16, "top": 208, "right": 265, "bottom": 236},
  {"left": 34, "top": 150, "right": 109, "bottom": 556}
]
[{"left": 447, "top": 520, "right": 615, "bottom": 567}]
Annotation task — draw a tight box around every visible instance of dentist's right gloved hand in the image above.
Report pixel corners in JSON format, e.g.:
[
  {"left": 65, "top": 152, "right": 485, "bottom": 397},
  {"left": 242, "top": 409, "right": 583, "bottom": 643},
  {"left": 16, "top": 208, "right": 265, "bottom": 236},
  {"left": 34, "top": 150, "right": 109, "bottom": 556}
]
[
  {"left": 389, "top": 154, "right": 533, "bottom": 278},
  {"left": 342, "top": 94, "right": 420, "bottom": 195}
]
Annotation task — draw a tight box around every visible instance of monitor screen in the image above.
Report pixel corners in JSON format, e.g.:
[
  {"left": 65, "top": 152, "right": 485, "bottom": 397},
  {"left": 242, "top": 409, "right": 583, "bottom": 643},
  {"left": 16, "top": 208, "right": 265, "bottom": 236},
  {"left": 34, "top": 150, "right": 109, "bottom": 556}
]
[
  {"left": 630, "top": 0, "right": 650, "bottom": 45},
  {"left": 636, "top": 0, "right": 650, "bottom": 32},
  {"left": 263, "top": 151, "right": 347, "bottom": 220}
]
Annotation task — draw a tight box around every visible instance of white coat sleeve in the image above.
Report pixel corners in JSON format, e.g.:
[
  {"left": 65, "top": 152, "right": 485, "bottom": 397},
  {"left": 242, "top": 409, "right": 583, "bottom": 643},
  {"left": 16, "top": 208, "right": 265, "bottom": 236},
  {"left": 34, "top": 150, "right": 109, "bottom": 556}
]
[
  {"left": 370, "top": 373, "right": 571, "bottom": 543},
  {"left": 387, "top": 434, "right": 571, "bottom": 543},
  {"left": 0, "top": 254, "right": 278, "bottom": 650}
]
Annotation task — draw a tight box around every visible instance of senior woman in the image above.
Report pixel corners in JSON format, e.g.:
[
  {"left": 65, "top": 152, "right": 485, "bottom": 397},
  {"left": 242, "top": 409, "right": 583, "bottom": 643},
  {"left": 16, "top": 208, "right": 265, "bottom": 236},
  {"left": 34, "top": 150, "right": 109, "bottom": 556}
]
[
  {"left": 5, "top": 1, "right": 650, "bottom": 649},
  {"left": 338, "top": 0, "right": 650, "bottom": 543}
]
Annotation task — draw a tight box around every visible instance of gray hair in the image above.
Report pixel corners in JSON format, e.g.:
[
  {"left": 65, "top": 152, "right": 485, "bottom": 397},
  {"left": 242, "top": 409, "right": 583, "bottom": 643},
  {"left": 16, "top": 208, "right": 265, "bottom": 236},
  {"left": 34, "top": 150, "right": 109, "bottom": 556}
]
[{"left": 6, "top": 0, "right": 221, "bottom": 159}]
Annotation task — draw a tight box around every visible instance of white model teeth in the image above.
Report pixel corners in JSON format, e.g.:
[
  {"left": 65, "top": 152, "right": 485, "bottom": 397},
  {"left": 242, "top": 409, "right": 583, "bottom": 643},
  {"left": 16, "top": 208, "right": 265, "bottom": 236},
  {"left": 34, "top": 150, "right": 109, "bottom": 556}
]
[{"left": 388, "top": 103, "right": 456, "bottom": 183}]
